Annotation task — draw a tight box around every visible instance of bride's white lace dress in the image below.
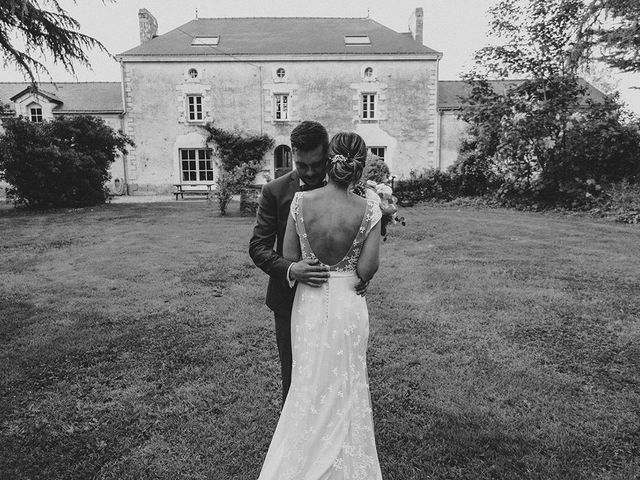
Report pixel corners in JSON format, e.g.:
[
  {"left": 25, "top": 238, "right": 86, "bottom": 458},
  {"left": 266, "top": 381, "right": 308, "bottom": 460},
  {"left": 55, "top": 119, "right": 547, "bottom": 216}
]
[{"left": 259, "top": 192, "right": 383, "bottom": 480}]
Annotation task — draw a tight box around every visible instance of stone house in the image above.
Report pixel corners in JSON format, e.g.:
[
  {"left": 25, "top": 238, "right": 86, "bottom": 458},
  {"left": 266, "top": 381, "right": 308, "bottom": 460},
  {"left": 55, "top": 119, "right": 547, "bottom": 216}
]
[
  {"left": 114, "top": 8, "right": 442, "bottom": 194},
  {"left": 0, "top": 9, "right": 605, "bottom": 196}
]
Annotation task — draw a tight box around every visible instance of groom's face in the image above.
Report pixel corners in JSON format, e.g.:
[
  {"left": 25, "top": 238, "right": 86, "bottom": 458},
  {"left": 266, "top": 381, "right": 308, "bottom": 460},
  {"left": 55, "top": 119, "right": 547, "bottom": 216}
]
[{"left": 293, "top": 144, "right": 326, "bottom": 187}]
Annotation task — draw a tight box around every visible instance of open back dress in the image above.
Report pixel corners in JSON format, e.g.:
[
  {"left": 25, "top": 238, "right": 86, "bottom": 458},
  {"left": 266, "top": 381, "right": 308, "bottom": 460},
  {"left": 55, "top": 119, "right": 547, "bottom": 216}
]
[{"left": 258, "top": 191, "right": 383, "bottom": 480}]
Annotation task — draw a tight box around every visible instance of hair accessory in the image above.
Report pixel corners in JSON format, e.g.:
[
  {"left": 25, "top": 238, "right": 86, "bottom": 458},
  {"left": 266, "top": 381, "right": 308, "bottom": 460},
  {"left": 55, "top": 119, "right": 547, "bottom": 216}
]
[{"left": 331, "top": 154, "right": 348, "bottom": 165}]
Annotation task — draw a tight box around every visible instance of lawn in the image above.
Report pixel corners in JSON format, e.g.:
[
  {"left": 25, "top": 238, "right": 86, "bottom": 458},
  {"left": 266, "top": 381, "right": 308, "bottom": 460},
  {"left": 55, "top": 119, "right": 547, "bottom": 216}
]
[{"left": 0, "top": 202, "right": 639, "bottom": 480}]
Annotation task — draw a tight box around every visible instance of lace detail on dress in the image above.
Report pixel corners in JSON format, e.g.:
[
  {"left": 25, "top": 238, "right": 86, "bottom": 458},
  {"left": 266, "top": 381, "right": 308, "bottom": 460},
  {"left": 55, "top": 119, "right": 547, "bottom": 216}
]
[
  {"left": 260, "top": 192, "right": 383, "bottom": 480},
  {"left": 290, "top": 192, "right": 302, "bottom": 237},
  {"left": 366, "top": 203, "right": 382, "bottom": 236},
  {"left": 291, "top": 192, "right": 380, "bottom": 273}
]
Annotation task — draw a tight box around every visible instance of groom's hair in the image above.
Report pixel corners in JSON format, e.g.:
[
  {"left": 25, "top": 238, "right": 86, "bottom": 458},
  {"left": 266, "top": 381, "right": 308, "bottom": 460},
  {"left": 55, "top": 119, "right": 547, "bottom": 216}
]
[{"left": 290, "top": 121, "right": 329, "bottom": 154}]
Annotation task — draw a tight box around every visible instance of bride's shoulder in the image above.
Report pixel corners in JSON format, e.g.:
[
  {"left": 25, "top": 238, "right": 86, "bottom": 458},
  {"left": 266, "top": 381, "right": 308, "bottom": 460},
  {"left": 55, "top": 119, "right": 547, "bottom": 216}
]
[{"left": 351, "top": 192, "right": 369, "bottom": 207}]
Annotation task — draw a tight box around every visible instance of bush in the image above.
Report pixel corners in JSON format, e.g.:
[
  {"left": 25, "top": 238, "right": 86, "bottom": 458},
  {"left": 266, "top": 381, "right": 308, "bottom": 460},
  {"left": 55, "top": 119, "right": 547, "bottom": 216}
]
[
  {"left": 591, "top": 180, "right": 640, "bottom": 224},
  {"left": 394, "top": 169, "right": 460, "bottom": 206},
  {"left": 202, "top": 123, "right": 274, "bottom": 216},
  {"left": 449, "top": 146, "right": 503, "bottom": 196},
  {"left": 537, "top": 98, "right": 640, "bottom": 206},
  {"left": 0, "top": 116, "right": 132, "bottom": 208}
]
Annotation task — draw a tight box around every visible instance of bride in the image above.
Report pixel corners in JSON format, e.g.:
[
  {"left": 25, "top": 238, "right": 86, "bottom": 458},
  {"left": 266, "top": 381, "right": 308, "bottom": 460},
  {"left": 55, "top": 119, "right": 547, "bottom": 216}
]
[{"left": 258, "top": 132, "right": 383, "bottom": 479}]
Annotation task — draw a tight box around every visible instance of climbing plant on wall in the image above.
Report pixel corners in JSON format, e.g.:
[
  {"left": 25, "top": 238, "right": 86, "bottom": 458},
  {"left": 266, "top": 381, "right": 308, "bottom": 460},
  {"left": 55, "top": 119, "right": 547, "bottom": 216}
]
[{"left": 202, "top": 123, "right": 274, "bottom": 215}]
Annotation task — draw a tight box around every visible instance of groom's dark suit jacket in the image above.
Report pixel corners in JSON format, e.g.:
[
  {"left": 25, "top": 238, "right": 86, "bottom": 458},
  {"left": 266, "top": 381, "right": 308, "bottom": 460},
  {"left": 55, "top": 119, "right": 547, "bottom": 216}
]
[{"left": 249, "top": 170, "right": 301, "bottom": 317}]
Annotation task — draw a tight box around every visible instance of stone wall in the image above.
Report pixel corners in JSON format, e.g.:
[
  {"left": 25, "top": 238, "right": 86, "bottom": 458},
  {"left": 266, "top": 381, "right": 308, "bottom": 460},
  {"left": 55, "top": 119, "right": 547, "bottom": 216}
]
[
  {"left": 438, "top": 110, "right": 468, "bottom": 171},
  {"left": 121, "top": 58, "right": 439, "bottom": 194}
]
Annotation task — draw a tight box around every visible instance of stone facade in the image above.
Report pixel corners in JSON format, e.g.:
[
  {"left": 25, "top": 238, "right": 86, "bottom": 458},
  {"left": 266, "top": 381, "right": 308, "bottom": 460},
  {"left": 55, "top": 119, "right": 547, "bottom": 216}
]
[
  {"left": 117, "top": 11, "right": 442, "bottom": 194},
  {"left": 438, "top": 110, "right": 468, "bottom": 171},
  {"left": 120, "top": 58, "right": 439, "bottom": 194}
]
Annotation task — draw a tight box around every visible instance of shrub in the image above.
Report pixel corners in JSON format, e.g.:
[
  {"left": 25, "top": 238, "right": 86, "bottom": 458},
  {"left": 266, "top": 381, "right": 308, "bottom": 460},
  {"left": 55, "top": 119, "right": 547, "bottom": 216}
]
[
  {"left": 449, "top": 145, "right": 503, "bottom": 196},
  {"left": 592, "top": 180, "right": 640, "bottom": 224},
  {"left": 537, "top": 98, "right": 640, "bottom": 206},
  {"left": 394, "top": 169, "right": 460, "bottom": 206},
  {"left": 0, "top": 116, "right": 132, "bottom": 208},
  {"left": 202, "top": 123, "right": 274, "bottom": 216}
]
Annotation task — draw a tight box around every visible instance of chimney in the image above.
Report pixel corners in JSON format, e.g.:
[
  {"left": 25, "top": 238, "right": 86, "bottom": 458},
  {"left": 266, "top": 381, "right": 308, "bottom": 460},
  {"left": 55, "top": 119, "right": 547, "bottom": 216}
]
[
  {"left": 138, "top": 8, "right": 158, "bottom": 44},
  {"left": 408, "top": 7, "right": 424, "bottom": 45}
]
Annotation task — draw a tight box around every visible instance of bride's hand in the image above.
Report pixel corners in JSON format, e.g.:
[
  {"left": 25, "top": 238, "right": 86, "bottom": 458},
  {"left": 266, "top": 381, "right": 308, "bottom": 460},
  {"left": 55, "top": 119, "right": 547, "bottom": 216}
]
[{"left": 290, "top": 259, "right": 330, "bottom": 287}]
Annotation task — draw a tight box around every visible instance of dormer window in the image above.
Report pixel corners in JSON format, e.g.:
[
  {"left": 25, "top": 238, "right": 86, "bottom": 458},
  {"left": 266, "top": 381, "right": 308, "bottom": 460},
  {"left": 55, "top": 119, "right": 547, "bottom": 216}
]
[
  {"left": 345, "top": 35, "right": 371, "bottom": 45},
  {"left": 192, "top": 36, "right": 219, "bottom": 46},
  {"left": 29, "top": 105, "right": 43, "bottom": 122}
]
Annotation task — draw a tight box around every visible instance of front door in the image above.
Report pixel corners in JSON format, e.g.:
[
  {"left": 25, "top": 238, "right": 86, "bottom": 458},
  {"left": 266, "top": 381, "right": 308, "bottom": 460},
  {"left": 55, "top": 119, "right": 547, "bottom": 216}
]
[{"left": 274, "top": 145, "right": 292, "bottom": 179}]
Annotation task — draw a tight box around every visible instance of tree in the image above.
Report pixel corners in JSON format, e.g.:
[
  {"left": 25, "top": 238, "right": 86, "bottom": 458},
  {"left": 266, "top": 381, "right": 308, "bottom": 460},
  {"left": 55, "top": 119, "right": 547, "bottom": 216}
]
[
  {"left": 457, "top": 0, "right": 640, "bottom": 206},
  {"left": 589, "top": 0, "right": 640, "bottom": 74},
  {"left": 0, "top": 115, "right": 132, "bottom": 208},
  {"left": 473, "top": 0, "right": 640, "bottom": 80},
  {"left": 0, "top": 0, "right": 110, "bottom": 82},
  {"left": 475, "top": 0, "right": 594, "bottom": 78},
  {"left": 0, "top": 99, "right": 12, "bottom": 116},
  {"left": 462, "top": 0, "right": 594, "bottom": 196},
  {"left": 202, "top": 123, "right": 274, "bottom": 216}
]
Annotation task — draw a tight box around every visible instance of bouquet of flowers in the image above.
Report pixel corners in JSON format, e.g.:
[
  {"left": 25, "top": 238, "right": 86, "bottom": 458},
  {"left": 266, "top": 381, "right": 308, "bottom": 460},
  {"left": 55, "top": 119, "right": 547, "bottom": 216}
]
[{"left": 353, "top": 180, "right": 406, "bottom": 240}]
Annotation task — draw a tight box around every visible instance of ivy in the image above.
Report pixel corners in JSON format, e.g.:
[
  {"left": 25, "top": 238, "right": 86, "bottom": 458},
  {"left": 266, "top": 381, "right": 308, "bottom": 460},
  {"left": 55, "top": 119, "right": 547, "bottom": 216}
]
[{"left": 202, "top": 123, "right": 274, "bottom": 216}]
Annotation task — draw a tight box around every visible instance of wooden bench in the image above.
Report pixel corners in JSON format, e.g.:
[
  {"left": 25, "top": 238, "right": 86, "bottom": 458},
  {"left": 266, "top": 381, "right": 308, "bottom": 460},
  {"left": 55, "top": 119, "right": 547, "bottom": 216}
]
[{"left": 173, "top": 183, "right": 213, "bottom": 202}]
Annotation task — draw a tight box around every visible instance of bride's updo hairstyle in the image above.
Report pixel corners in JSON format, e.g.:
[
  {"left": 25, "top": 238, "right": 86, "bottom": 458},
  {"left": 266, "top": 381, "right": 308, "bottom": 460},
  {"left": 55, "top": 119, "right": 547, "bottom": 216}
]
[{"left": 327, "top": 132, "right": 367, "bottom": 187}]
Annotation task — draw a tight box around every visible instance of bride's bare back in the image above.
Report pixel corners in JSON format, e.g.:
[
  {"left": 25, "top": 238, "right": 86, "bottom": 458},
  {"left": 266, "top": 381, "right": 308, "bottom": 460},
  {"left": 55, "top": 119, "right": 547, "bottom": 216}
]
[{"left": 300, "top": 187, "right": 368, "bottom": 266}]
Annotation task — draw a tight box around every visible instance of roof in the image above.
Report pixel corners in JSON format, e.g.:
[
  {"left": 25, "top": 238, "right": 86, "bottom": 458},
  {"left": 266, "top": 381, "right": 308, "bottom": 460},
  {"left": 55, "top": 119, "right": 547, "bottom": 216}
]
[
  {"left": 438, "top": 79, "right": 606, "bottom": 110},
  {"left": 119, "top": 17, "right": 441, "bottom": 57},
  {"left": 10, "top": 85, "right": 63, "bottom": 104},
  {"left": 0, "top": 82, "right": 123, "bottom": 114}
]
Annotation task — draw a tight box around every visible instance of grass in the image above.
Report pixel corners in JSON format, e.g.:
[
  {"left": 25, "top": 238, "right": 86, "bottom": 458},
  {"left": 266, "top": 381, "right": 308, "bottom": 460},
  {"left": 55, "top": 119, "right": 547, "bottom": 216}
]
[{"left": 0, "top": 202, "right": 639, "bottom": 480}]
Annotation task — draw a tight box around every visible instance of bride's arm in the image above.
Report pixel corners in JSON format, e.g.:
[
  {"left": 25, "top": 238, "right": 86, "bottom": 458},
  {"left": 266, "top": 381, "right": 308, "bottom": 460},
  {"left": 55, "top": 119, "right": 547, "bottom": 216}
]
[
  {"left": 283, "top": 214, "right": 301, "bottom": 262},
  {"left": 356, "top": 220, "right": 381, "bottom": 282}
]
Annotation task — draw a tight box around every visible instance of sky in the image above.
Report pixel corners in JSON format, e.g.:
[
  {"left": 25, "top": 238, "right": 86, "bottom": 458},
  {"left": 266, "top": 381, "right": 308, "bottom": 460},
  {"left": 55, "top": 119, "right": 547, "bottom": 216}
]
[{"left": 1, "top": 0, "right": 639, "bottom": 112}]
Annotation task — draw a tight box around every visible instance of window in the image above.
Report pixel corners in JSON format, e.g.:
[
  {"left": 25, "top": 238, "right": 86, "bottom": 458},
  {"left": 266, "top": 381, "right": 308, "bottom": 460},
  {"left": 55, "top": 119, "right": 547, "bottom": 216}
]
[
  {"left": 345, "top": 35, "right": 371, "bottom": 45},
  {"left": 180, "top": 149, "right": 214, "bottom": 182},
  {"left": 30, "top": 106, "right": 43, "bottom": 122},
  {"left": 192, "top": 36, "right": 219, "bottom": 46},
  {"left": 361, "top": 93, "right": 376, "bottom": 119},
  {"left": 274, "top": 145, "right": 292, "bottom": 178},
  {"left": 368, "top": 147, "right": 386, "bottom": 160},
  {"left": 274, "top": 94, "right": 289, "bottom": 121},
  {"left": 187, "top": 95, "right": 203, "bottom": 121},
  {"left": 276, "top": 67, "right": 286, "bottom": 78},
  {"left": 188, "top": 68, "right": 198, "bottom": 79},
  {"left": 364, "top": 67, "right": 374, "bottom": 79}
]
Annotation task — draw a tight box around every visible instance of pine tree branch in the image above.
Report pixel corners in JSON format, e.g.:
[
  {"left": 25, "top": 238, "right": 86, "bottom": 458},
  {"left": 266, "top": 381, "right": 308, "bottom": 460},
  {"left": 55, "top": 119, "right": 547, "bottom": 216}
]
[{"left": 0, "top": 0, "right": 112, "bottom": 82}]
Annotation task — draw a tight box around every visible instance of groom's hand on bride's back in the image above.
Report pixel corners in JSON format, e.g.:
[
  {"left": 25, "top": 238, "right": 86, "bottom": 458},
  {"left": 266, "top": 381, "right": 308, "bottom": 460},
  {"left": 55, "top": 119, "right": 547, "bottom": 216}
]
[
  {"left": 290, "top": 259, "right": 330, "bottom": 287},
  {"left": 354, "top": 279, "right": 369, "bottom": 297}
]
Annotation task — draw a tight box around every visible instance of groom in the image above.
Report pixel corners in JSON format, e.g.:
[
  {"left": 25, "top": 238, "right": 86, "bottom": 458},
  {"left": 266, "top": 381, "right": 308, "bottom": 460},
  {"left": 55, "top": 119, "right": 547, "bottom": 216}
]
[{"left": 249, "top": 120, "right": 332, "bottom": 404}]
